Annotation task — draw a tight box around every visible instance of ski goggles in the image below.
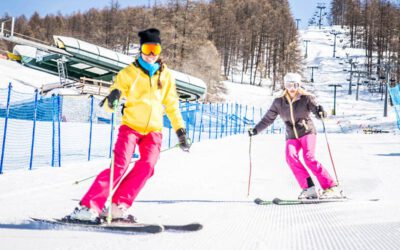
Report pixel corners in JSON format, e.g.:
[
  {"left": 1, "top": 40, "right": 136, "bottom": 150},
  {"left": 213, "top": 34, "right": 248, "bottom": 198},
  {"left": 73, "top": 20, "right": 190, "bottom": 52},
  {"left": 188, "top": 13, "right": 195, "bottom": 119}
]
[
  {"left": 285, "top": 82, "right": 300, "bottom": 89},
  {"left": 141, "top": 43, "right": 162, "bottom": 56}
]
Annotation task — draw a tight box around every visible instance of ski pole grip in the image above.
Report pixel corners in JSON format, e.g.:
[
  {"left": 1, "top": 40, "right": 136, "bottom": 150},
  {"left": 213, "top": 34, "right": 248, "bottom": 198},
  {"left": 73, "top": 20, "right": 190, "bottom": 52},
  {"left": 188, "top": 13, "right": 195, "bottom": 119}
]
[{"left": 113, "top": 100, "right": 119, "bottom": 109}]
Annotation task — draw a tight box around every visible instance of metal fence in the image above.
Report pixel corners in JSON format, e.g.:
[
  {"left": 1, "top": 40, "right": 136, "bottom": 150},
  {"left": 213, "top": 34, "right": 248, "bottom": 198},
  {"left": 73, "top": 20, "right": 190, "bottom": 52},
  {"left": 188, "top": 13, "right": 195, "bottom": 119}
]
[{"left": 0, "top": 82, "right": 283, "bottom": 173}]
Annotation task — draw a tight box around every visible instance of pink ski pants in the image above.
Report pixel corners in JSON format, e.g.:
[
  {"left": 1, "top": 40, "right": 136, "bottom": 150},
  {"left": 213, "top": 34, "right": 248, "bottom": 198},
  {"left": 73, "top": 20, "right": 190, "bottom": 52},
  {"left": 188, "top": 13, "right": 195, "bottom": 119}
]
[
  {"left": 285, "top": 134, "right": 335, "bottom": 190},
  {"left": 80, "top": 125, "right": 162, "bottom": 213}
]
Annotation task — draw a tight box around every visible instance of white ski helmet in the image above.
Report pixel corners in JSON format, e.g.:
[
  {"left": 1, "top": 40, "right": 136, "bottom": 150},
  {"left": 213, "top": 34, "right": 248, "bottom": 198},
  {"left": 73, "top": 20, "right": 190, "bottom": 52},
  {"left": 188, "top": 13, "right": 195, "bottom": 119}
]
[{"left": 284, "top": 73, "right": 302, "bottom": 83}]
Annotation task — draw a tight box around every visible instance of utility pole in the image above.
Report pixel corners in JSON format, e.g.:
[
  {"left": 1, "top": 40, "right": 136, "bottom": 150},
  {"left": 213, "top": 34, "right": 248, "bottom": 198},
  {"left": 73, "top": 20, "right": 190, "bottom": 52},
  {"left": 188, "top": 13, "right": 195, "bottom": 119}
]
[
  {"left": 355, "top": 70, "right": 361, "bottom": 101},
  {"left": 383, "top": 64, "right": 391, "bottom": 117},
  {"left": 304, "top": 39, "right": 310, "bottom": 59},
  {"left": 331, "top": 30, "right": 341, "bottom": 58},
  {"left": 355, "top": 70, "right": 367, "bottom": 101},
  {"left": 308, "top": 66, "right": 319, "bottom": 83},
  {"left": 296, "top": 19, "right": 301, "bottom": 30},
  {"left": 346, "top": 58, "right": 357, "bottom": 95},
  {"left": 328, "top": 84, "right": 342, "bottom": 115},
  {"left": 317, "top": 3, "right": 326, "bottom": 30},
  {"left": 374, "top": 62, "right": 393, "bottom": 117}
]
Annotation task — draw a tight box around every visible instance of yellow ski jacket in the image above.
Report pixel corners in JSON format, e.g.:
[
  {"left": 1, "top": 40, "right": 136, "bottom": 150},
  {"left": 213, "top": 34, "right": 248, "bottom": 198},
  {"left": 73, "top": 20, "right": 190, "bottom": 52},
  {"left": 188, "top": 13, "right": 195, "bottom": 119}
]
[{"left": 107, "top": 61, "right": 185, "bottom": 135}]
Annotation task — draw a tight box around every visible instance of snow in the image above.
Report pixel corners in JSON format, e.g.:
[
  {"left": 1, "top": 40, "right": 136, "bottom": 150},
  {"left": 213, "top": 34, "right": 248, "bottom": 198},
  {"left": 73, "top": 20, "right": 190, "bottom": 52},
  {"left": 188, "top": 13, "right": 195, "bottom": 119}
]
[
  {"left": 0, "top": 59, "right": 59, "bottom": 93},
  {"left": 1, "top": 25, "right": 400, "bottom": 249}
]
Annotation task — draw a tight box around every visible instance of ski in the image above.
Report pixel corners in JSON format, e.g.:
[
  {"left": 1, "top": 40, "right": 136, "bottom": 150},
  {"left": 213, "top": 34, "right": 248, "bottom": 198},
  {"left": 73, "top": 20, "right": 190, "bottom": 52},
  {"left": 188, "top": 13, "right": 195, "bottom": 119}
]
[
  {"left": 272, "top": 197, "right": 348, "bottom": 205},
  {"left": 254, "top": 198, "right": 273, "bottom": 205},
  {"left": 31, "top": 218, "right": 202, "bottom": 233},
  {"left": 95, "top": 216, "right": 202, "bottom": 231},
  {"left": 255, "top": 197, "right": 379, "bottom": 206},
  {"left": 31, "top": 218, "right": 164, "bottom": 234},
  {"left": 254, "top": 197, "right": 347, "bottom": 205},
  {"left": 99, "top": 215, "right": 203, "bottom": 232},
  {"left": 163, "top": 223, "right": 203, "bottom": 231}
]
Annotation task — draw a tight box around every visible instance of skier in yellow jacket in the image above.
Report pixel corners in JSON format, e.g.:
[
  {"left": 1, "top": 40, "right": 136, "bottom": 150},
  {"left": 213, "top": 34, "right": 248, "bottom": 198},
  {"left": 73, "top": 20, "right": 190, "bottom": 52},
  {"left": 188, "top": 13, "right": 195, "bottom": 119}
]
[{"left": 67, "top": 28, "right": 191, "bottom": 223}]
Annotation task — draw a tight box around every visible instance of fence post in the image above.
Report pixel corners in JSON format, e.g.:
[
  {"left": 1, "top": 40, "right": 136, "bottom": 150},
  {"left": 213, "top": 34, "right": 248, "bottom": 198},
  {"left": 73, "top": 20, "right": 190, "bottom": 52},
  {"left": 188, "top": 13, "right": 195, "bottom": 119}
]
[
  {"left": 88, "top": 95, "right": 94, "bottom": 161},
  {"left": 230, "top": 103, "right": 234, "bottom": 135},
  {"left": 29, "top": 89, "right": 39, "bottom": 170},
  {"left": 220, "top": 103, "right": 224, "bottom": 138},
  {"left": 234, "top": 103, "right": 238, "bottom": 134},
  {"left": 109, "top": 112, "right": 115, "bottom": 158},
  {"left": 57, "top": 95, "right": 61, "bottom": 167},
  {"left": 0, "top": 83, "right": 12, "bottom": 174},
  {"left": 198, "top": 102, "right": 204, "bottom": 142},
  {"left": 192, "top": 100, "right": 198, "bottom": 143},
  {"left": 243, "top": 105, "right": 248, "bottom": 133},
  {"left": 238, "top": 104, "right": 243, "bottom": 133},
  {"left": 208, "top": 103, "right": 212, "bottom": 139},
  {"left": 224, "top": 103, "right": 228, "bottom": 137},
  {"left": 185, "top": 100, "right": 190, "bottom": 138},
  {"left": 51, "top": 94, "right": 56, "bottom": 167},
  {"left": 215, "top": 103, "right": 219, "bottom": 139}
]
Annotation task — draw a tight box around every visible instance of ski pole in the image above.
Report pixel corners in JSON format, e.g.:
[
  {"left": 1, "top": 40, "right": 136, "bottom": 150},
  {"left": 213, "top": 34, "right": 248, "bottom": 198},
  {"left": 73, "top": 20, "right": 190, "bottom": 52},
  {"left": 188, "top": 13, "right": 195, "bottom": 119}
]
[
  {"left": 107, "top": 143, "right": 180, "bottom": 197},
  {"left": 320, "top": 116, "right": 340, "bottom": 185},
  {"left": 106, "top": 100, "right": 119, "bottom": 224},
  {"left": 247, "top": 135, "right": 253, "bottom": 197},
  {"left": 74, "top": 175, "right": 97, "bottom": 185},
  {"left": 105, "top": 141, "right": 180, "bottom": 224},
  {"left": 73, "top": 144, "right": 179, "bottom": 185}
]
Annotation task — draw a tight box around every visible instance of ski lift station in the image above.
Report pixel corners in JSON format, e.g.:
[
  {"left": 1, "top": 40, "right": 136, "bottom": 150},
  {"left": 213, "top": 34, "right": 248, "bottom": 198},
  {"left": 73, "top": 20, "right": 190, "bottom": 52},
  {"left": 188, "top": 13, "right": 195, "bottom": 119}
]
[{"left": 0, "top": 17, "right": 207, "bottom": 100}]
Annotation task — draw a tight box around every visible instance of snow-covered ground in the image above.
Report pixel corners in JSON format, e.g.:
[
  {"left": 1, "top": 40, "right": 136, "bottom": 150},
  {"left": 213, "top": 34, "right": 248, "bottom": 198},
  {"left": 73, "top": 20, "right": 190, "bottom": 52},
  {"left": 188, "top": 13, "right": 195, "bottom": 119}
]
[{"left": 1, "top": 26, "right": 400, "bottom": 250}]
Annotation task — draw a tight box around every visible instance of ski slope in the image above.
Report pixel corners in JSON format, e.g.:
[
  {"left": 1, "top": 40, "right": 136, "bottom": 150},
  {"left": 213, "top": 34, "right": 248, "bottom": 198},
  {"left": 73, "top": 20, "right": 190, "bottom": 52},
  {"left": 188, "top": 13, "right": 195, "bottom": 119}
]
[{"left": 1, "top": 26, "right": 400, "bottom": 249}]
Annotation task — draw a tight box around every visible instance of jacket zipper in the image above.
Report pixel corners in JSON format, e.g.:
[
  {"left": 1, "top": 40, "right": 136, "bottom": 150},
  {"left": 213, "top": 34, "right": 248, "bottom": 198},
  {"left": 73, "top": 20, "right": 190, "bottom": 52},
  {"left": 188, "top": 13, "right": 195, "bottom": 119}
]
[
  {"left": 286, "top": 95, "right": 299, "bottom": 139},
  {"left": 143, "top": 76, "right": 153, "bottom": 134},
  {"left": 302, "top": 120, "right": 309, "bottom": 130}
]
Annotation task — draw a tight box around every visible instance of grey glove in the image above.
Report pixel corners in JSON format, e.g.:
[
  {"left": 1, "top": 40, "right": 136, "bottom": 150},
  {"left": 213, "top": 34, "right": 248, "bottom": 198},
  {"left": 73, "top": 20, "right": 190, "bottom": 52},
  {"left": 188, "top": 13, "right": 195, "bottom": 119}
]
[
  {"left": 248, "top": 128, "right": 257, "bottom": 137},
  {"left": 176, "top": 128, "right": 192, "bottom": 152},
  {"left": 316, "top": 105, "right": 327, "bottom": 119}
]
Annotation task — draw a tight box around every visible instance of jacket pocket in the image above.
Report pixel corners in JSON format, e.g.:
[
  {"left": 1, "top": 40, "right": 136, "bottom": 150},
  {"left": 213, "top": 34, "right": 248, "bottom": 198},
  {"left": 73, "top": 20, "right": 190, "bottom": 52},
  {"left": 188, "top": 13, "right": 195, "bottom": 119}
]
[{"left": 301, "top": 119, "right": 309, "bottom": 131}]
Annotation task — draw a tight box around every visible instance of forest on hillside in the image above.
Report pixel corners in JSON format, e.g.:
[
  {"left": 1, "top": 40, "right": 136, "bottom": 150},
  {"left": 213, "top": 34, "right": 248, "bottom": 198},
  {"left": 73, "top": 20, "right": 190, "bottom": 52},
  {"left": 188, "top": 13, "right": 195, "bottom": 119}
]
[
  {"left": 330, "top": 0, "right": 400, "bottom": 83},
  {"left": 0, "top": 0, "right": 300, "bottom": 101}
]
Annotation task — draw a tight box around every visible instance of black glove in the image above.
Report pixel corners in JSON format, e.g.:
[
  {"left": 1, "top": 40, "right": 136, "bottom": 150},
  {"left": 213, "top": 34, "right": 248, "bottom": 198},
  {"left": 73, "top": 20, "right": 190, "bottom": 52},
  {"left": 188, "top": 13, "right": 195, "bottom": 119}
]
[
  {"left": 248, "top": 128, "right": 257, "bottom": 137},
  {"left": 121, "top": 103, "right": 125, "bottom": 115},
  {"left": 316, "top": 105, "right": 327, "bottom": 119},
  {"left": 99, "top": 89, "right": 121, "bottom": 109},
  {"left": 176, "top": 128, "right": 191, "bottom": 152}
]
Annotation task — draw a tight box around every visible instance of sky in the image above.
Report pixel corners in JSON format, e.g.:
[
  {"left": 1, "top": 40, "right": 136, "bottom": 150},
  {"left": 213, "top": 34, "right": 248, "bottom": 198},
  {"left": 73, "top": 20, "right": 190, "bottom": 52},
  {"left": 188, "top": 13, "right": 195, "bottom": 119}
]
[
  {"left": 0, "top": 0, "right": 155, "bottom": 17},
  {"left": 0, "top": 0, "right": 331, "bottom": 29},
  {"left": 289, "top": 0, "right": 332, "bottom": 28}
]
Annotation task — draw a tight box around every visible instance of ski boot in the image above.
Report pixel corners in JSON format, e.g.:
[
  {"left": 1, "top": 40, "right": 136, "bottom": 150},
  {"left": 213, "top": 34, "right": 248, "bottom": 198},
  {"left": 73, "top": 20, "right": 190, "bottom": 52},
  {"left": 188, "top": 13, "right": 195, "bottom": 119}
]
[
  {"left": 298, "top": 186, "right": 318, "bottom": 199},
  {"left": 320, "top": 186, "right": 346, "bottom": 199},
  {"left": 101, "top": 203, "right": 137, "bottom": 223},
  {"left": 63, "top": 206, "right": 101, "bottom": 224}
]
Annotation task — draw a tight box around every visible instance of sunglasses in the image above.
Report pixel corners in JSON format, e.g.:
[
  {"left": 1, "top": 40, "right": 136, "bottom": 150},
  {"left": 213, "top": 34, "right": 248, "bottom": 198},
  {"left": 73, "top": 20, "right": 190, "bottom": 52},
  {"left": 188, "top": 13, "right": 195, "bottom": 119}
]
[
  {"left": 141, "top": 43, "right": 162, "bottom": 56},
  {"left": 285, "top": 82, "right": 300, "bottom": 89}
]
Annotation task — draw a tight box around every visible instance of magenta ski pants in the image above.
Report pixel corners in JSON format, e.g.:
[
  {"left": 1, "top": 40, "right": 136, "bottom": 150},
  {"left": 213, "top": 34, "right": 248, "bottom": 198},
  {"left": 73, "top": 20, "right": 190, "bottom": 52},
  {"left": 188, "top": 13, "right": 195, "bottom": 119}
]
[
  {"left": 285, "top": 134, "right": 335, "bottom": 190},
  {"left": 80, "top": 125, "right": 162, "bottom": 213}
]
